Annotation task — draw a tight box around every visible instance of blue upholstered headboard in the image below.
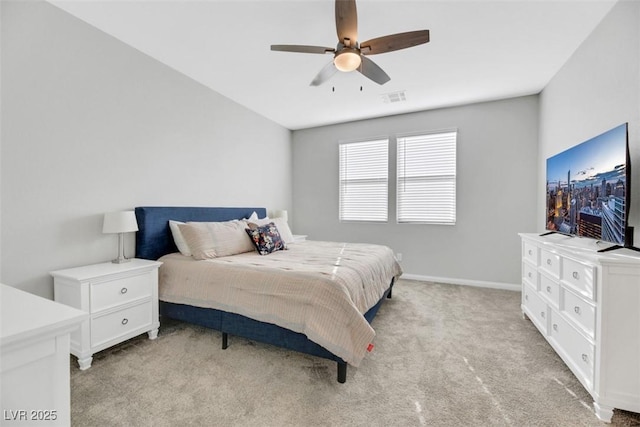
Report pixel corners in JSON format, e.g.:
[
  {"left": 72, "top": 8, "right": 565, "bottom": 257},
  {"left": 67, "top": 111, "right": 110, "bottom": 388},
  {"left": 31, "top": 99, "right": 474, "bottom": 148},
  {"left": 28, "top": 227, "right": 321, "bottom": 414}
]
[{"left": 134, "top": 206, "right": 267, "bottom": 260}]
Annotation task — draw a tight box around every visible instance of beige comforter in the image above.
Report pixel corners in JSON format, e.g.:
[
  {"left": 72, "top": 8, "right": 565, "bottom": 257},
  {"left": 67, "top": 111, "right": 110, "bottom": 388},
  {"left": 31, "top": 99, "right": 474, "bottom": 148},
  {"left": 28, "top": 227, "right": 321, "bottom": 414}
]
[{"left": 158, "top": 240, "right": 402, "bottom": 366}]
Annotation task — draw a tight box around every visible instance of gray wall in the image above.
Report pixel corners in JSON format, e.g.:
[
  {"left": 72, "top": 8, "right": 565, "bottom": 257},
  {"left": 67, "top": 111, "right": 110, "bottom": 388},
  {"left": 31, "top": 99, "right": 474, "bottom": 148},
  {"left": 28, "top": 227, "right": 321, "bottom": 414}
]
[
  {"left": 4, "top": 0, "right": 636, "bottom": 298},
  {"left": 539, "top": 0, "right": 640, "bottom": 244},
  {"left": 1, "top": 1, "right": 292, "bottom": 298},
  {"left": 292, "top": 96, "right": 539, "bottom": 287}
]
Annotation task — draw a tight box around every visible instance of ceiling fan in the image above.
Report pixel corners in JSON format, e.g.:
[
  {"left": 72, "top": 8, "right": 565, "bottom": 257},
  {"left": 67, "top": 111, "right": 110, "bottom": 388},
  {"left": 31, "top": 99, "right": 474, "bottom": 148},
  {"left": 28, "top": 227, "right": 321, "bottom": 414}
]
[{"left": 270, "top": 0, "right": 430, "bottom": 86}]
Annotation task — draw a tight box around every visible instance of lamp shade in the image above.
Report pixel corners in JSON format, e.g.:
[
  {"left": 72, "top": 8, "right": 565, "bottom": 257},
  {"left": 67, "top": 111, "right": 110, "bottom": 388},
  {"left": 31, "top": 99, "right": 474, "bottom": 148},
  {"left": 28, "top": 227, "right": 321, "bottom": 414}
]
[
  {"left": 102, "top": 211, "right": 138, "bottom": 234},
  {"left": 273, "top": 210, "right": 288, "bottom": 222}
]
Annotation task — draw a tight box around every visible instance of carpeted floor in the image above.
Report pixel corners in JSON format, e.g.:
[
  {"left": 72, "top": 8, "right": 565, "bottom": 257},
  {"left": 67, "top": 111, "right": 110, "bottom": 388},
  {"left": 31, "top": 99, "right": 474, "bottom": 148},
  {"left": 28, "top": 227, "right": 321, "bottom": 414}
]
[{"left": 70, "top": 280, "right": 640, "bottom": 426}]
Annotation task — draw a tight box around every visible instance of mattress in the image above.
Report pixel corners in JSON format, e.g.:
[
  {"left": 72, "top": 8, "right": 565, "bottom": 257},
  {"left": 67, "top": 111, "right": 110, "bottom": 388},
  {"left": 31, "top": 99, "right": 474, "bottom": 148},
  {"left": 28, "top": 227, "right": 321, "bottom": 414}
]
[{"left": 158, "top": 240, "right": 402, "bottom": 366}]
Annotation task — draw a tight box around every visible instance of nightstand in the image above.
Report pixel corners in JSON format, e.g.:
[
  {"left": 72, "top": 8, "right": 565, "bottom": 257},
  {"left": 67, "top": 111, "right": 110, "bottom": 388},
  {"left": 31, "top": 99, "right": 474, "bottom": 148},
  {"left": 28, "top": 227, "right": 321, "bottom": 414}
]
[
  {"left": 50, "top": 259, "right": 162, "bottom": 370},
  {"left": 292, "top": 234, "right": 307, "bottom": 243}
]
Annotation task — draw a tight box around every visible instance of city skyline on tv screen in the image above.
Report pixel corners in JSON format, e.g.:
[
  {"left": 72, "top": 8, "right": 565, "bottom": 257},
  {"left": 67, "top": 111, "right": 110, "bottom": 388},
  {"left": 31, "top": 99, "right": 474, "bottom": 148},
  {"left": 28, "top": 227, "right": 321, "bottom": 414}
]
[{"left": 546, "top": 123, "right": 628, "bottom": 245}]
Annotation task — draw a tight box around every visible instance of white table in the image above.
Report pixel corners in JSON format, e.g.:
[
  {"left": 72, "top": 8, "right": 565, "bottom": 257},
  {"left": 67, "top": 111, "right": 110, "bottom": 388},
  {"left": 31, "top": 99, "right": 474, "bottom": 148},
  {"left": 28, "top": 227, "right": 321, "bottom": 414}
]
[{"left": 51, "top": 259, "right": 162, "bottom": 370}]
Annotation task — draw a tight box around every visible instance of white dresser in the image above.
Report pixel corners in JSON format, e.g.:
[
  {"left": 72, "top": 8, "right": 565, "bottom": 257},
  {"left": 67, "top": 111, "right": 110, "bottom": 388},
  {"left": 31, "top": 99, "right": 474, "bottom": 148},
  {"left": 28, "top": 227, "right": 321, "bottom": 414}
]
[
  {"left": 51, "top": 259, "right": 162, "bottom": 370},
  {"left": 520, "top": 233, "right": 640, "bottom": 422},
  {"left": 1, "top": 284, "right": 87, "bottom": 426}
]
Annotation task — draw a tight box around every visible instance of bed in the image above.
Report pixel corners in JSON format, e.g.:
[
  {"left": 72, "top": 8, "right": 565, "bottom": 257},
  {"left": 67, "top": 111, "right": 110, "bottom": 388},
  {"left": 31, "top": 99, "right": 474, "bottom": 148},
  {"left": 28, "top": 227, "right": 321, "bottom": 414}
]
[{"left": 134, "top": 206, "right": 401, "bottom": 383}]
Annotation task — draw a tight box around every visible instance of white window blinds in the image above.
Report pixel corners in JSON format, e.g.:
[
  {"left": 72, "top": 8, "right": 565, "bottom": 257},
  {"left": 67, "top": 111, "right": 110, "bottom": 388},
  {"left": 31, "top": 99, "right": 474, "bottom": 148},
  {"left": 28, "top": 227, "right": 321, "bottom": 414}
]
[
  {"left": 397, "top": 131, "right": 457, "bottom": 224},
  {"left": 339, "top": 139, "right": 389, "bottom": 222}
]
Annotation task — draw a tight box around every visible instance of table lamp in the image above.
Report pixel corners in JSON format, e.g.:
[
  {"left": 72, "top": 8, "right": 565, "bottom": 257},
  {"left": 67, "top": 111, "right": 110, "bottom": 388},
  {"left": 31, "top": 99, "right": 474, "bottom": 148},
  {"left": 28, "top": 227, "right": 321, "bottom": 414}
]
[
  {"left": 273, "top": 210, "right": 288, "bottom": 222},
  {"left": 103, "top": 211, "right": 138, "bottom": 263}
]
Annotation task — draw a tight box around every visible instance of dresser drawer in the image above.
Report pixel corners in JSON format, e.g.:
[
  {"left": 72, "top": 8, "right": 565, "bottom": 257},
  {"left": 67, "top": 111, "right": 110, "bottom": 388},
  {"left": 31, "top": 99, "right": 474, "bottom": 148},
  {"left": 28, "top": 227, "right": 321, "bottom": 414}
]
[
  {"left": 562, "top": 288, "right": 596, "bottom": 339},
  {"left": 522, "top": 262, "right": 538, "bottom": 289},
  {"left": 91, "top": 301, "right": 152, "bottom": 348},
  {"left": 540, "top": 249, "right": 560, "bottom": 278},
  {"left": 561, "top": 257, "right": 595, "bottom": 301},
  {"left": 523, "top": 286, "right": 548, "bottom": 334},
  {"left": 523, "top": 241, "right": 539, "bottom": 265},
  {"left": 549, "top": 310, "right": 595, "bottom": 390},
  {"left": 91, "top": 273, "right": 153, "bottom": 312},
  {"left": 540, "top": 273, "right": 560, "bottom": 308}
]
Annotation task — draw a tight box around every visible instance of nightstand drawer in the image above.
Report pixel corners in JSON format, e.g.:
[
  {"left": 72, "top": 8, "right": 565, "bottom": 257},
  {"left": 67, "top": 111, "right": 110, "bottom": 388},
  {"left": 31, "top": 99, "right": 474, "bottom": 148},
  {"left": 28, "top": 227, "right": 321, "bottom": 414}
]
[
  {"left": 91, "top": 301, "right": 152, "bottom": 348},
  {"left": 91, "top": 273, "right": 152, "bottom": 312},
  {"left": 561, "top": 257, "right": 595, "bottom": 301}
]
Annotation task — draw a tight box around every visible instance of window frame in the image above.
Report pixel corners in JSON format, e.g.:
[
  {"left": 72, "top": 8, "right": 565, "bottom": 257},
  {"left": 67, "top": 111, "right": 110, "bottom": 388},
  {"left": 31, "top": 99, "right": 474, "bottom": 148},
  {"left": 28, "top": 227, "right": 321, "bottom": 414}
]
[
  {"left": 396, "top": 129, "right": 457, "bottom": 225},
  {"left": 338, "top": 138, "right": 390, "bottom": 223}
]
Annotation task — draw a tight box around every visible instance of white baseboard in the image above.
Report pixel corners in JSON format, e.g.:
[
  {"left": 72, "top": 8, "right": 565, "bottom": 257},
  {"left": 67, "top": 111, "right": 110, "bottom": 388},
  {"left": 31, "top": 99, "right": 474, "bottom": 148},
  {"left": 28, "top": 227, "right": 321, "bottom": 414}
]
[{"left": 400, "top": 273, "right": 521, "bottom": 292}]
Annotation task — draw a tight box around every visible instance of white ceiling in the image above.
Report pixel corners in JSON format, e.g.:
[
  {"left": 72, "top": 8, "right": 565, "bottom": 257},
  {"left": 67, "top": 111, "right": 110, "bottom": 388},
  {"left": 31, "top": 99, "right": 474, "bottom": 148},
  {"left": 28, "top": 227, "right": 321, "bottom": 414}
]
[{"left": 49, "top": 0, "right": 617, "bottom": 130}]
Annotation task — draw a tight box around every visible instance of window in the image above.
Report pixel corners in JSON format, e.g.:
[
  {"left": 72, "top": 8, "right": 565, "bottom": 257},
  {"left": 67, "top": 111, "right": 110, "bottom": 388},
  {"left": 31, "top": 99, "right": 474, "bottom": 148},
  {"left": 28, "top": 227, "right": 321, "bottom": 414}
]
[
  {"left": 397, "top": 131, "right": 457, "bottom": 224},
  {"left": 339, "top": 139, "right": 389, "bottom": 222}
]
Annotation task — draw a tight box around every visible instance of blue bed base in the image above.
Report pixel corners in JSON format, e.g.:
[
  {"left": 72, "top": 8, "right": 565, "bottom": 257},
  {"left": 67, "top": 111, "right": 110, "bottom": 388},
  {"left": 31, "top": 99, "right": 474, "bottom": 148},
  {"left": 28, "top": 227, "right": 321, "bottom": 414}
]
[{"left": 134, "top": 206, "right": 393, "bottom": 383}]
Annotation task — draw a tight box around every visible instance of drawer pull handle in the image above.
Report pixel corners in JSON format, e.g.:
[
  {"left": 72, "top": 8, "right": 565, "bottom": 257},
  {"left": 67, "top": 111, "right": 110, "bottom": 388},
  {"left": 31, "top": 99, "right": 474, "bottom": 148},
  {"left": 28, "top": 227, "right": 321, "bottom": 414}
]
[
  {"left": 121, "top": 318, "right": 129, "bottom": 325},
  {"left": 525, "top": 295, "right": 529, "bottom": 301},
  {"left": 546, "top": 286, "right": 551, "bottom": 293},
  {"left": 541, "top": 311, "right": 545, "bottom": 318},
  {"left": 546, "top": 259, "right": 552, "bottom": 266},
  {"left": 582, "top": 353, "right": 588, "bottom": 363},
  {"left": 528, "top": 272, "right": 532, "bottom": 278},
  {"left": 120, "top": 287, "right": 128, "bottom": 294},
  {"left": 572, "top": 271, "right": 579, "bottom": 280},
  {"left": 528, "top": 249, "right": 533, "bottom": 256},
  {"left": 574, "top": 306, "right": 581, "bottom": 315},
  {"left": 552, "top": 324, "right": 558, "bottom": 331}
]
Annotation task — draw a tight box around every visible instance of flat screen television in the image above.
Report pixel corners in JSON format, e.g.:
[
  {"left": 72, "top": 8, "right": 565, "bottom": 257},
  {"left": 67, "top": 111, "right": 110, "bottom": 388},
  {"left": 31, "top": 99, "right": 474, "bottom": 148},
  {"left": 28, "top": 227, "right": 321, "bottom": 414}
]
[{"left": 545, "top": 123, "right": 634, "bottom": 250}]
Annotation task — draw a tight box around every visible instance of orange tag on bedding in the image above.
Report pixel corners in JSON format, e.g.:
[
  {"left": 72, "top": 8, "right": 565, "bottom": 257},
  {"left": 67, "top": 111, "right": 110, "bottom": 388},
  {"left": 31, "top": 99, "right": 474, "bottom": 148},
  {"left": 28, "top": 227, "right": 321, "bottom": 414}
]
[{"left": 367, "top": 343, "right": 374, "bottom": 352}]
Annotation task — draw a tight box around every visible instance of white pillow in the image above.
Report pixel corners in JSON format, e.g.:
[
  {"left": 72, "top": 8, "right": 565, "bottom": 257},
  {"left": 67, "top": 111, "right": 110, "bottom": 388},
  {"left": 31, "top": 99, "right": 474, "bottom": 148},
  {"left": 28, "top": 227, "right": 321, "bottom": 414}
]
[
  {"left": 251, "top": 217, "right": 270, "bottom": 226},
  {"left": 178, "top": 220, "right": 254, "bottom": 260},
  {"left": 272, "top": 217, "right": 294, "bottom": 244},
  {"left": 169, "top": 220, "right": 191, "bottom": 256},
  {"left": 248, "top": 211, "right": 259, "bottom": 221}
]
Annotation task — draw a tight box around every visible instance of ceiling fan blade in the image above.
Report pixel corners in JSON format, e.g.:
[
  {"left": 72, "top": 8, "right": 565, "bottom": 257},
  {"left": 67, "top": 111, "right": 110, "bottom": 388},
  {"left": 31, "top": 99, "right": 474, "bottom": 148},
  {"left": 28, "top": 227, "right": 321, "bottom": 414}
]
[
  {"left": 335, "top": 0, "right": 358, "bottom": 46},
  {"left": 310, "top": 61, "right": 338, "bottom": 86},
  {"left": 358, "top": 56, "right": 390, "bottom": 85},
  {"left": 360, "top": 30, "right": 430, "bottom": 55},
  {"left": 271, "top": 45, "right": 335, "bottom": 54}
]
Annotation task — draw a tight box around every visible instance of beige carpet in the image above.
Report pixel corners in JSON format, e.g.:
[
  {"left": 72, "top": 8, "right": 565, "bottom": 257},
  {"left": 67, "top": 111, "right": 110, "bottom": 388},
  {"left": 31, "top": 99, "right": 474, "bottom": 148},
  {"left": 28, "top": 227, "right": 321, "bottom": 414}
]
[{"left": 70, "top": 280, "right": 640, "bottom": 426}]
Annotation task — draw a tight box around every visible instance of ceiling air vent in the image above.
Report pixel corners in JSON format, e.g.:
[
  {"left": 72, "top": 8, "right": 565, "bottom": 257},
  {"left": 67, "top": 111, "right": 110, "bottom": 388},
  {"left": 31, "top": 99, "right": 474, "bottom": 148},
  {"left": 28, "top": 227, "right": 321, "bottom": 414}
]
[{"left": 381, "top": 90, "right": 407, "bottom": 104}]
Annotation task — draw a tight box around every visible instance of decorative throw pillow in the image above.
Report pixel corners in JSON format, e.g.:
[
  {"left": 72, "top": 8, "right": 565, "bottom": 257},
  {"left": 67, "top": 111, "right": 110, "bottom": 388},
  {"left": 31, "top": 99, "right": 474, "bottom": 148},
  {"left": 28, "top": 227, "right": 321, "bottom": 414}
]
[
  {"left": 245, "top": 222, "right": 287, "bottom": 255},
  {"left": 251, "top": 217, "right": 294, "bottom": 244},
  {"left": 178, "top": 220, "right": 254, "bottom": 260},
  {"left": 169, "top": 220, "right": 191, "bottom": 256}
]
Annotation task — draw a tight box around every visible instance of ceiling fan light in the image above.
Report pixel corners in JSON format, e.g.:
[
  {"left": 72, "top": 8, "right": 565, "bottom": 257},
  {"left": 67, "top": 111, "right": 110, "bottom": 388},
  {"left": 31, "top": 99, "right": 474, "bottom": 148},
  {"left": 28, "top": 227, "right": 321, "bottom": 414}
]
[{"left": 334, "top": 50, "right": 361, "bottom": 72}]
